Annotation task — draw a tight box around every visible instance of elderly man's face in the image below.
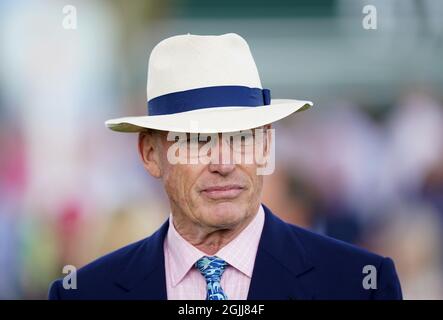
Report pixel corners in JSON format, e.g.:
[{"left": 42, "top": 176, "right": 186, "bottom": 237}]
[{"left": 138, "top": 125, "right": 271, "bottom": 230}]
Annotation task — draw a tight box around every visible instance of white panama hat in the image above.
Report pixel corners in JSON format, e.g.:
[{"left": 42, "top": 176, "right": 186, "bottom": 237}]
[{"left": 105, "top": 33, "right": 313, "bottom": 133}]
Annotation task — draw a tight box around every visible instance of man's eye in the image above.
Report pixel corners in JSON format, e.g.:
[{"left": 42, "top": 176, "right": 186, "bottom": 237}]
[
  {"left": 174, "top": 134, "right": 200, "bottom": 143},
  {"left": 173, "top": 135, "right": 188, "bottom": 143}
]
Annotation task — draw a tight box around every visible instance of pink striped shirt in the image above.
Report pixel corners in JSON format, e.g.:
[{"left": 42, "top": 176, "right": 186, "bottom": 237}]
[{"left": 163, "top": 205, "right": 265, "bottom": 300}]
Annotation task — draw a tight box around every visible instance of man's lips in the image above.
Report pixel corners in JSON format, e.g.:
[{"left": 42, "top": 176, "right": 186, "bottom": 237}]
[{"left": 200, "top": 185, "right": 245, "bottom": 199}]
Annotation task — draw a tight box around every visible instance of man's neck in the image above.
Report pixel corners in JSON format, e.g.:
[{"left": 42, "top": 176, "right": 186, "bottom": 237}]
[{"left": 172, "top": 206, "right": 259, "bottom": 255}]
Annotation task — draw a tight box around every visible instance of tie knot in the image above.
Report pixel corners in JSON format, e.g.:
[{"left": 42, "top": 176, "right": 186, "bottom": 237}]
[{"left": 195, "top": 256, "right": 228, "bottom": 280}]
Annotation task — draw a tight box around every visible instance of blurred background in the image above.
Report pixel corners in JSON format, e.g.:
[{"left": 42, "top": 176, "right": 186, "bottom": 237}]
[{"left": 1, "top": 0, "right": 443, "bottom": 299}]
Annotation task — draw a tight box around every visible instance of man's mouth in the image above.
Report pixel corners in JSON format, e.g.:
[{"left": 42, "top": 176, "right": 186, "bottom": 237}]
[{"left": 201, "top": 184, "right": 244, "bottom": 200}]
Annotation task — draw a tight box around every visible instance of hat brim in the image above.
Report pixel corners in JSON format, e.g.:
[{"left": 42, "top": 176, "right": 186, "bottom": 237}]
[{"left": 104, "top": 99, "right": 313, "bottom": 133}]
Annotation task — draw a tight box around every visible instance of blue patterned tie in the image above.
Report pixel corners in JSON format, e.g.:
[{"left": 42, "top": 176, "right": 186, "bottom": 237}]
[{"left": 195, "top": 256, "right": 228, "bottom": 300}]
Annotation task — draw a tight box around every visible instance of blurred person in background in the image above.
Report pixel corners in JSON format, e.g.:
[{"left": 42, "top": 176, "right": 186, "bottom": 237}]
[
  {"left": 365, "top": 204, "right": 443, "bottom": 299},
  {"left": 48, "top": 33, "right": 402, "bottom": 300}
]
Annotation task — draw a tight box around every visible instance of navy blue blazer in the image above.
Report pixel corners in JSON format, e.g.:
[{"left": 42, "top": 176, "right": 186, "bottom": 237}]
[{"left": 49, "top": 204, "right": 402, "bottom": 300}]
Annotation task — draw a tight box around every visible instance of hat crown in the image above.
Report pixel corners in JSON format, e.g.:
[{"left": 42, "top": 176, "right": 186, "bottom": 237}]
[{"left": 147, "top": 33, "right": 263, "bottom": 101}]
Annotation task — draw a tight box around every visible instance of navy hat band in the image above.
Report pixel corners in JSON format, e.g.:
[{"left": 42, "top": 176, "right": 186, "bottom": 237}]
[{"left": 147, "top": 85, "right": 271, "bottom": 116}]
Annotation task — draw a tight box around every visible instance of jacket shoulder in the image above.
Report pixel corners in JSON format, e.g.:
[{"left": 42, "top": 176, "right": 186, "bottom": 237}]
[
  {"left": 289, "top": 222, "right": 382, "bottom": 263},
  {"left": 48, "top": 236, "right": 150, "bottom": 300},
  {"left": 285, "top": 221, "right": 402, "bottom": 299}
]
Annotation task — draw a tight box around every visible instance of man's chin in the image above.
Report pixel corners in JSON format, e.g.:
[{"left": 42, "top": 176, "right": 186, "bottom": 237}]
[
  {"left": 200, "top": 203, "right": 247, "bottom": 227},
  {"left": 204, "top": 199, "right": 243, "bottom": 212}
]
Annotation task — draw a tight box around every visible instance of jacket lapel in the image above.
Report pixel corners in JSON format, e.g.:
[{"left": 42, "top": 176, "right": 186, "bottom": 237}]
[{"left": 247, "top": 204, "right": 315, "bottom": 300}]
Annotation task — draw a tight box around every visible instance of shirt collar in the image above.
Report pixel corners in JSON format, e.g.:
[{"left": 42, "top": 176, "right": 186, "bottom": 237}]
[{"left": 165, "top": 204, "right": 265, "bottom": 287}]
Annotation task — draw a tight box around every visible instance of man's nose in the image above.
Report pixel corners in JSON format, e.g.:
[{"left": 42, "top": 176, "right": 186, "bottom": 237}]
[
  {"left": 208, "top": 162, "right": 235, "bottom": 175},
  {"left": 208, "top": 134, "right": 235, "bottom": 175}
]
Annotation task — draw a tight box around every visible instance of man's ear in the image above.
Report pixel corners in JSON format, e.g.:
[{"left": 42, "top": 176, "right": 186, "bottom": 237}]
[{"left": 138, "top": 130, "right": 162, "bottom": 178}]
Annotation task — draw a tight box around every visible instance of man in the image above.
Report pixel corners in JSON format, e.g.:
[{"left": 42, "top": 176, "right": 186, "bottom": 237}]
[{"left": 49, "top": 33, "right": 402, "bottom": 300}]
